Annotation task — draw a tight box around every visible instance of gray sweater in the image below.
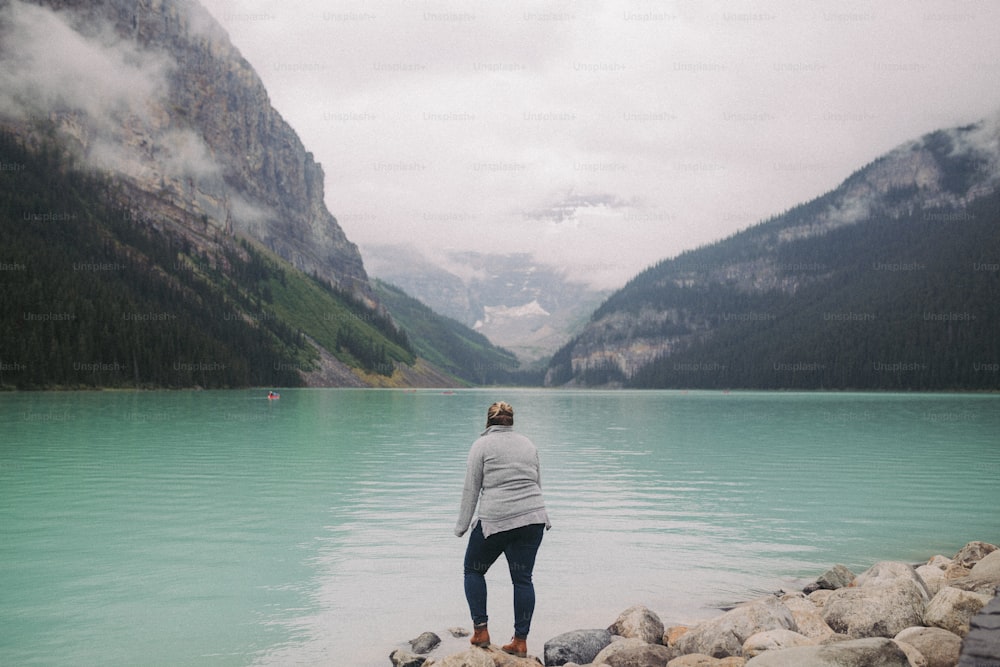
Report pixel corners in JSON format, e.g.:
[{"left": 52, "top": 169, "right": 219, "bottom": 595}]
[{"left": 455, "top": 425, "right": 551, "bottom": 538}]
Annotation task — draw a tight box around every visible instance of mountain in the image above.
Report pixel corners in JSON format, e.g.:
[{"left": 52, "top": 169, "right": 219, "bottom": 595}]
[
  {"left": 546, "top": 115, "right": 1000, "bottom": 390},
  {"left": 372, "top": 280, "right": 542, "bottom": 386},
  {"left": 363, "top": 245, "right": 608, "bottom": 364},
  {"left": 0, "top": 0, "right": 366, "bottom": 296},
  {"left": 0, "top": 129, "right": 439, "bottom": 389},
  {"left": 0, "top": 0, "right": 462, "bottom": 388}
]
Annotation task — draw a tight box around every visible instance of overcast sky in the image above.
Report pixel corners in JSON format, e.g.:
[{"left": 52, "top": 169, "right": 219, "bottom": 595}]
[{"left": 198, "top": 0, "right": 1000, "bottom": 289}]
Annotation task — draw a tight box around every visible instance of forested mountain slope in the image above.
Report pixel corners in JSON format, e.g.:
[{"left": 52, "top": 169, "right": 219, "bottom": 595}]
[
  {"left": 0, "top": 0, "right": 506, "bottom": 389},
  {"left": 373, "top": 280, "right": 541, "bottom": 386},
  {"left": 546, "top": 116, "right": 1000, "bottom": 390},
  {"left": 0, "top": 132, "right": 418, "bottom": 389}
]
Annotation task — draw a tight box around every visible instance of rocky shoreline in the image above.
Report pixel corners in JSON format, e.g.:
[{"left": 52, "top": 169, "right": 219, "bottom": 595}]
[{"left": 390, "top": 540, "right": 1000, "bottom": 667}]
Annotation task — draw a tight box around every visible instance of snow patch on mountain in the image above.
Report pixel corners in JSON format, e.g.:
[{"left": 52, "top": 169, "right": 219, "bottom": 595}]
[{"left": 475, "top": 300, "right": 551, "bottom": 329}]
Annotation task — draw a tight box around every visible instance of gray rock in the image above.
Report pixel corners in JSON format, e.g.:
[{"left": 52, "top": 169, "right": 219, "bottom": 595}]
[
  {"left": 923, "top": 586, "right": 992, "bottom": 637},
  {"left": 953, "top": 541, "right": 999, "bottom": 568},
  {"left": 853, "top": 561, "right": 932, "bottom": 601},
  {"left": 591, "top": 637, "right": 676, "bottom": 666},
  {"left": 425, "top": 646, "right": 543, "bottom": 666},
  {"left": 410, "top": 631, "right": 442, "bottom": 654},
  {"left": 675, "top": 595, "right": 797, "bottom": 658},
  {"left": 789, "top": 607, "right": 836, "bottom": 640},
  {"left": 741, "top": 628, "right": 813, "bottom": 657},
  {"left": 777, "top": 592, "right": 835, "bottom": 640},
  {"left": 808, "top": 589, "right": 835, "bottom": 608},
  {"left": 892, "top": 640, "right": 928, "bottom": 667},
  {"left": 608, "top": 605, "right": 666, "bottom": 645},
  {"left": 951, "top": 549, "right": 1000, "bottom": 595},
  {"left": 777, "top": 592, "right": 814, "bottom": 614},
  {"left": 915, "top": 563, "right": 947, "bottom": 597},
  {"left": 425, "top": 648, "right": 495, "bottom": 667},
  {"left": 927, "top": 555, "right": 952, "bottom": 566},
  {"left": 743, "top": 637, "right": 911, "bottom": 666},
  {"left": 816, "top": 564, "right": 856, "bottom": 590},
  {"left": 544, "top": 629, "right": 613, "bottom": 666},
  {"left": 821, "top": 578, "right": 927, "bottom": 639},
  {"left": 894, "top": 626, "right": 962, "bottom": 667},
  {"left": 958, "top": 591, "right": 1000, "bottom": 667},
  {"left": 945, "top": 562, "right": 973, "bottom": 582},
  {"left": 391, "top": 648, "right": 428, "bottom": 667}
]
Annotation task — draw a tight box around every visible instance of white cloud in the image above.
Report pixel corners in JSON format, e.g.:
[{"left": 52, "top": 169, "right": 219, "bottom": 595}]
[
  {"left": 0, "top": 1, "right": 168, "bottom": 126},
  {"left": 0, "top": 0, "right": 221, "bottom": 184},
  {"left": 8, "top": 0, "right": 1000, "bottom": 290}
]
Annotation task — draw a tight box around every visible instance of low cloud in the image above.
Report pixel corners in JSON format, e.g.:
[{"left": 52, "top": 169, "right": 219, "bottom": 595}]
[
  {"left": 521, "top": 192, "right": 632, "bottom": 224},
  {"left": 0, "top": 1, "right": 168, "bottom": 127},
  {"left": 0, "top": 0, "right": 220, "bottom": 183}
]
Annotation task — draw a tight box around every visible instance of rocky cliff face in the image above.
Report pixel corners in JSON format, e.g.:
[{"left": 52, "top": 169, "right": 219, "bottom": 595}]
[
  {"left": 548, "top": 114, "right": 1000, "bottom": 387},
  {"left": 0, "top": 0, "right": 368, "bottom": 296}
]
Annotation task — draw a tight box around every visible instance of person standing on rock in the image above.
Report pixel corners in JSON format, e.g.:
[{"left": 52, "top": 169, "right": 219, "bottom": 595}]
[{"left": 455, "top": 401, "right": 551, "bottom": 658}]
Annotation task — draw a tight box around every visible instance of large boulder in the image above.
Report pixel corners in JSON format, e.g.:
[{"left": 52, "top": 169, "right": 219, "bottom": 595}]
[
  {"left": 740, "top": 629, "right": 812, "bottom": 658},
  {"left": 950, "top": 549, "right": 1000, "bottom": 595},
  {"left": 958, "top": 591, "right": 1000, "bottom": 667},
  {"left": 543, "top": 629, "right": 613, "bottom": 666},
  {"left": 789, "top": 608, "right": 835, "bottom": 641},
  {"left": 915, "top": 563, "right": 948, "bottom": 597},
  {"left": 894, "top": 626, "right": 962, "bottom": 667},
  {"left": 778, "top": 593, "right": 835, "bottom": 640},
  {"left": 608, "top": 605, "right": 666, "bottom": 645},
  {"left": 591, "top": 637, "right": 676, "bottom": 666},
  {"left": 944, "top": 563, "right": 973, "bottom": 582},
  {"left": 821, "top": 578, "right": 927, "bottom": 638},
  {"left": 742, "top": 637, "right": 912, "bottom": 667},
  {"left": 953, "top": 541, "right": 998, "bottom": 568},
  {"left": 852, "top": 561, "right": 932, "bottom": 601},
  {"left": 916, "top": 554, "right": 953, "bottom": 596},
  {"left": 923, "top": 586, "right": 993, "bottom": 636},
  {"left": 675, "top": 596, "right": 796, "bottom": 658}
]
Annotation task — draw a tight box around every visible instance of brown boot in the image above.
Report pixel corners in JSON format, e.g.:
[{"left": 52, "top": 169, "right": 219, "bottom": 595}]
[
  {"left": 501, "top": 636, "right": 527, "bottom": 657},
  {"left": 470, "top": 623, "right": 490, "bottom": 648}
]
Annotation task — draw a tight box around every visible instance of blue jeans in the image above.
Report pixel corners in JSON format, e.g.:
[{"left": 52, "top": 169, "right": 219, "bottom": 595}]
[{"left": 463, "top": 521, "right": 545, "bottom": 638}]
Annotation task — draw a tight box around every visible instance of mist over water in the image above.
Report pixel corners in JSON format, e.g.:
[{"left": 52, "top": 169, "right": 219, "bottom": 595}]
[{"left": 2, "top": 389, "right": 998, "bottom": 666}]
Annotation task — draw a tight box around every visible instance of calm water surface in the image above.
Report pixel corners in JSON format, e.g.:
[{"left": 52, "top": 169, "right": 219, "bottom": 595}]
[{"left": 2, "top": 389, "right": 998, "bottom": 666}]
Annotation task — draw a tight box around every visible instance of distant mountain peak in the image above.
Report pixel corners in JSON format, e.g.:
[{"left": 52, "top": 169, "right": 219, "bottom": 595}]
[
  {"left": 764, "top": 113, "right": 1000, "bottom": 250},
  {"left": 363, "top": 244, "right": 608, "bottom": 362}
]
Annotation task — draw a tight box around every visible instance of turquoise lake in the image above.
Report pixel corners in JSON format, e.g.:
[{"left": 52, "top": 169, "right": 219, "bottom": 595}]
[{"left": 2, "top": 389, "right": 998, "bottom": 665}]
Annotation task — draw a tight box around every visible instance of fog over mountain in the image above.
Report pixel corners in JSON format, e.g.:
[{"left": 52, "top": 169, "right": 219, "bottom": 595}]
[
  {"left": 363, "top": 244, "right": 607, "bottom": 362},
  {"left": 3, "top": 0, "right": 998, "bottom": 390},
  {"left": 0, "top": 0, "right": 367, "bottom": 294},
  {"left": 545, "top": 113, "right": 1000, "bottom": 389},
  {"left": 0, "top": 1, "right": 223, "bottom": 192},
  {"left": 199, "top": 0, "right": 1000, "bottom": 290}
]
